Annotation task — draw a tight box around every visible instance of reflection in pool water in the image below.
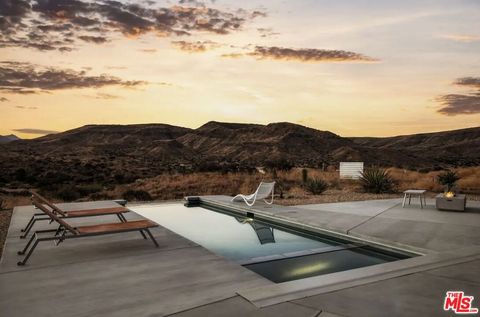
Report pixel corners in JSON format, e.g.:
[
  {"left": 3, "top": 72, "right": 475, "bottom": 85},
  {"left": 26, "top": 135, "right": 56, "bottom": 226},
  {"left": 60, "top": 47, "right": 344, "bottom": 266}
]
[{"left": 132, "top": 203, "right": 409, "bottom": 283}]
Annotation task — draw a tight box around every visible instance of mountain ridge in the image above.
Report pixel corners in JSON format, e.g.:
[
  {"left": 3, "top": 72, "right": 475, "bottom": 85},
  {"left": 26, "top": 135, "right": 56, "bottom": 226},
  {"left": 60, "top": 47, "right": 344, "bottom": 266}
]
[
  {"left": 0, "top": 134, "right": 20, "bottom": 144},
  {"left": 0, "top": 122, "right": 478, "bottom": 188}
]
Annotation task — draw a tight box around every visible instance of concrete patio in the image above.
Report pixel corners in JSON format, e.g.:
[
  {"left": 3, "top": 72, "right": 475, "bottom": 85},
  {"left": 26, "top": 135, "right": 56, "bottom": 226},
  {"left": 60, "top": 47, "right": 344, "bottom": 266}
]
[{"left": 1, "top": 198, "right": 479, "bottom": 316}]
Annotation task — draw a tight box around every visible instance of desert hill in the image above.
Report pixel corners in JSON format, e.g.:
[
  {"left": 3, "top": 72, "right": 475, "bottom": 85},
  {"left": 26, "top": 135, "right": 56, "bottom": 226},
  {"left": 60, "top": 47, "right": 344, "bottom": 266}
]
[
  {"left": 0, "top": 122, "right": 478, "bottom": 189},
  {"left": 351, "top": 127, "right": 480, "bottom": 166},
  {"left": 0, "top": 134, "right": 20, "bottom": 144}
]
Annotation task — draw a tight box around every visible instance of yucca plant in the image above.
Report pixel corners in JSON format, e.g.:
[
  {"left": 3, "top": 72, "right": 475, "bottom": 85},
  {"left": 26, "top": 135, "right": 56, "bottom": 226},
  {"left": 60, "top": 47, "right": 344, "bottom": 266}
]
[
  {"left": 301, "top": 168, "right": 308, "bottom": 184},
  {"left": 359, "top": 167, "right": 394, "bottom": 194},
  {"left": 305, "top": 178, "right": 328, "bottom": 195},
  {"left": 437, "top": 170, "right": 460, "bottom": 192}
]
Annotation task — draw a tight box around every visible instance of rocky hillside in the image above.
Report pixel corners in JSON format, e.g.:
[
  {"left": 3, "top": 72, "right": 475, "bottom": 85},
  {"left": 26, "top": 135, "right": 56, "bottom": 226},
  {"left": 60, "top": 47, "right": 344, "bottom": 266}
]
[
  {"left": 0, "top": 122, "right": 478, "bottom": 189},
  {"left": 0, "top": 134, "right": 19, "bottom": 144},
  {"left": 351, "top": 127, "right": 480, "bottom": 166}
]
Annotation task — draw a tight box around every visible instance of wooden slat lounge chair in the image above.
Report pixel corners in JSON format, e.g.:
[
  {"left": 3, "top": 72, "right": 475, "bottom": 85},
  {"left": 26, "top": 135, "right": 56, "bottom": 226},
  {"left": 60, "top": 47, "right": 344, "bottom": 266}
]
[
  {"left": 20, "top": 191, "right": 130, "bottom": 239},
  {"left": 17, "top": 198, "right": 159, "bottom": 266}
]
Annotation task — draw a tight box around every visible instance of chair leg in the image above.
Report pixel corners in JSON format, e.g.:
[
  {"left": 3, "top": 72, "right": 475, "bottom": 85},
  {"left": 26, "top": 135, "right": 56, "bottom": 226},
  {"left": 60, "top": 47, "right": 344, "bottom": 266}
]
[
  {"left": 118, "top": 214, "right": 145, "bottom": 239},
  {"left": 54, "top": 225, "right": 63, "bottom": 236},
  {"left": 244, "top": 196, "right": 255, "bottom": 207},
  {"left": 144, "top": 229, "right": 159, "bottom": 247},
  {"left": 17, "top": 238, "right": 40, "bottom": 266},
  {"left": 117, "top": 214, "right": 126, "bottom": 223},
  {"left": 264, "top": 190, "right": 274, "bottom": 205},
  {"left": 55, "top": 231, "right": 67, "bottom": 246},
  {"left": 18, "top": 233, "right": 37, "bottom": 255},
  {"left": 20, "top": 217, "right": 43, "bottom": 239},
  {"left": 21, "top": 215, "right": 35, "bottom": 232}
]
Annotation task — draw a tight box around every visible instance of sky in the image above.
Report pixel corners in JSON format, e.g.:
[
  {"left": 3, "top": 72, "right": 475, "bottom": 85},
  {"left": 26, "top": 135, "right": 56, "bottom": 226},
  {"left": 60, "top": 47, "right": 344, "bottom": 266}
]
[{"left": 0, "top": 0, "right": 479, "bottom": 139}]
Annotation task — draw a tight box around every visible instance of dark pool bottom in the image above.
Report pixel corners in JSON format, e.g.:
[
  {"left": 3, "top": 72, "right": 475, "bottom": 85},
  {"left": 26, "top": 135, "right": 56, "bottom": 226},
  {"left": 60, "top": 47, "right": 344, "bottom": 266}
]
[
  {"left": 132, "top": 203, "right": 413, "bottom": 283},
  {"left": 245, "top": 246, "right": 400, "bottom": 283}
]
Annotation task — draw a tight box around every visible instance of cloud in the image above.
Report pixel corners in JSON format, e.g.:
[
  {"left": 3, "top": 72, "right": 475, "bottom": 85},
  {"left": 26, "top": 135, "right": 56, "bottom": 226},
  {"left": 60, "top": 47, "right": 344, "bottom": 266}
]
[
  {"left": 0, "top": 0, "right": 31, "bottom": 16},
  {"left": 220, "top": 52, "right": 244, "bottom": 58},
  {"left": 440, "top": 34, "right": 480, "bottom": 43},
  {"left": 250, "top": 11, "right": 267, "bottom": 19},
  {"left": 0, "top": 0, "right": 261, "bottom": 51},
  {"left": 84, "top": 92, "right": 121, "bottom": 99},
  {"left": 0, "top": 61, "right": 147, "bottom": 94},
  {"left": 436, "top": 93, "right": 480, "bottom": 115},
  {"left": 0, "top": 36, "right": 72, "bottom": 52},
  {"left": 223, "top": 46, "right": 379, "bottom": 63},
  {"left": 257, "top": 27, "right": 279, "bottom": 38},
  {"left": 139, "top": 48, "right": 157, "bottom": 53},
  {"left": 13, "top": 128, "right": 59, "bottom": 135},
  {"left": 0, "top": 87, "right": 39, "bottom": 94},
  {"left": 15, "top": 105, "right": 38, "bottom": 110},
  {"left": 0, "top": 0, "right": 31, "bottom": 31},
  {"left": 437, "top": 77, "right": 480, "bottom": 115},
  {"left": 178, "top": 0, "right": 207, "bottom": 7},
  {"left": 78, "top": 35, "right": 108, "bottom": 44},
  {"left": 454, "top": 77, "right": 480, "bottom": 89},
  {"left": 105, "top": 66, "right": 127, "bottom": 70},
  {"left": 171, "top": 40, "right": 221, "bottom": 52}
]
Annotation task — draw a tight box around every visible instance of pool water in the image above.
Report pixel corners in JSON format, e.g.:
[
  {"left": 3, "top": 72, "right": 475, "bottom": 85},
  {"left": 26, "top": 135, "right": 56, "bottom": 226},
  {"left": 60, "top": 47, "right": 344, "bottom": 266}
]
[{"left": 132, "top": 203, "right": 410, "bottom": 283}]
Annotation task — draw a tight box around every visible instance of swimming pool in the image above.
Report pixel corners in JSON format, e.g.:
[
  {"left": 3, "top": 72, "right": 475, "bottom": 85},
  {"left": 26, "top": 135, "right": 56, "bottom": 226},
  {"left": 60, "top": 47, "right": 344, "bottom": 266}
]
[{"left": 132, "top": 203, "right": 413, "bottom": 283}]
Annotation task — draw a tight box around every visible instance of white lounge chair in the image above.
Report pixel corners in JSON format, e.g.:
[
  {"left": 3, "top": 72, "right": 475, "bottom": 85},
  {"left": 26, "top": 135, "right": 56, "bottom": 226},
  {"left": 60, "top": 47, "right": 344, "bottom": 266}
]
[{"left": 232, "top": 182, "right": 275, "bottom": 207}]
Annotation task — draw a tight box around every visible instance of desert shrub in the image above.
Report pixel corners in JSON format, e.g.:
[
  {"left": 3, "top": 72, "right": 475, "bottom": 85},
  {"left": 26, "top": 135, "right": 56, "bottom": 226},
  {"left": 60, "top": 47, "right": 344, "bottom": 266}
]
[
  {"left": 37, "top": 171, "right": 72, "bottom": 187},
  {"left": 112, "top": 173, "right": 138, "bottom": 184},
  {"left": 265, "top": 158, "right": 293, "bottom": 171},
  {"left": 55, "top": 185, "right": 81, "bottom": 201},
  {"left": 89, "top": 192, "right": 113, "bottom": 200},
  {"left": 359, "top": 167, "right": 394, "bottom": 194},
  {"left": 15, "top": 168, "right": 27, "bottom": 182},
  {"left": 418, "top": 167, "right": 431, "bottom": 174},
  {"left": 122, "top": 189, "right": 153, "bottom": 201},
  {"left": 195, "top": 161, "right": 221, "bottom": 172},
  {"left": 305, "top": 178, "right": 328, "bottom": 195},
  {"left": 301, "top": 168, "right": 308, "bottom": 184},
  {"left": 438, "top": 170, "right": 460, "bottom": 192},
  {"left": 77, "top": 184, "right": 103, "bottom": 196},
  {"left": 114, "top": 173, "right": 126, "bottom": 183},
  {"left": 329, "top": 178, "right": 340, "bottom": 189},
  {"left": 271, "top": 168, "right": 278, "bottom": 180}
]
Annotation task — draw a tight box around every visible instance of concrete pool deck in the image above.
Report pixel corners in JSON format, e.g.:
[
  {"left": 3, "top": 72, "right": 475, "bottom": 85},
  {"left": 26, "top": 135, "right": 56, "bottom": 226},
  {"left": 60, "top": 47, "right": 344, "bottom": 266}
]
[{"left": 1, "top": 198, "right": 479, "bottom": 316}]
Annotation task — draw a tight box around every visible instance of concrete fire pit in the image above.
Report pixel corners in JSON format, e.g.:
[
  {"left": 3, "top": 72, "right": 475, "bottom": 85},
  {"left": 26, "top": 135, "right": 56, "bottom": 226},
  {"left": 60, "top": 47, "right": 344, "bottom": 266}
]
[{"left": 435, "top": 193, "right": 466, "bottom": 211}]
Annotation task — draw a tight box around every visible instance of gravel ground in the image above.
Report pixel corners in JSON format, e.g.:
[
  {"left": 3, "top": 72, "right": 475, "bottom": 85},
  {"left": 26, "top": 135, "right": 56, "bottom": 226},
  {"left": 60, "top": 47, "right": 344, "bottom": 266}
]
[{"left": 0, "top": 209, "right": 12, "bottom": 259}]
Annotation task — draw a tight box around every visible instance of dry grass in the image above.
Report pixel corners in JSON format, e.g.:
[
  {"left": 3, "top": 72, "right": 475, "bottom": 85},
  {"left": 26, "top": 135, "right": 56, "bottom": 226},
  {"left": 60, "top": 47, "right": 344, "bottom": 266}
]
[
  {"left": 276, "top": 189, "right": 402, "bottom": 206},
  {"left": 2, "top": 167, "right": 479, "bottom": 206},
  {"left": 0, "top": 209, "right": 12, "bottom": 257},
  {"left": 0, "top": 195, "right": 31, "bottom": 210},
  {"left": 106, "top": 168, "right": 356, "bottom": 201},
  {"left": 387, "top": 167, "right": 480, "bottom": 194},
  {"left": 108, "top": 167, "right": 480, "bottom": 202}
]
